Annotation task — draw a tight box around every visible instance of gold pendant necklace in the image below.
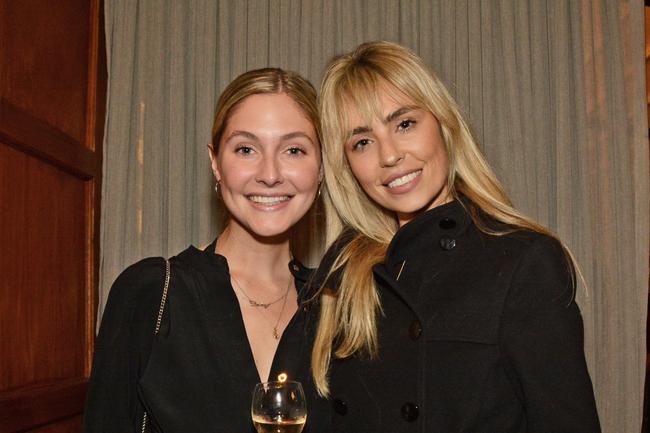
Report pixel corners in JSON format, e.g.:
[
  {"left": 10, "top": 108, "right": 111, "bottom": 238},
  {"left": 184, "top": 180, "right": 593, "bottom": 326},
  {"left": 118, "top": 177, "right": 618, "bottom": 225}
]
[
  {"left": 271, "top": 291, "right": 290, "bottom": 340},
  {"left": 231, "top": 274, "right": 292, "bottom": 339}
]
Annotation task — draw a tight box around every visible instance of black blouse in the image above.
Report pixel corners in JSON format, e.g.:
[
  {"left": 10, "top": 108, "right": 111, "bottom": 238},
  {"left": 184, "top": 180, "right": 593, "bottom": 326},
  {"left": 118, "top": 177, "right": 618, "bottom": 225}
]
[{"left": 83, "top": 239, "right": 326, "bottom": 433}]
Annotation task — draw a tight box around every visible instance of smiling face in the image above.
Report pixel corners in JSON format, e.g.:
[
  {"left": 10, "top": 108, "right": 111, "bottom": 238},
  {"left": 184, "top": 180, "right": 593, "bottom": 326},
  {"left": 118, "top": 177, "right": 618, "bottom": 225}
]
[
  {"left": 344, "top": 87, "right": 450, "bottom": 226},
  {"left": 210, "top": 93, "right": 320, "bottom": 238}
]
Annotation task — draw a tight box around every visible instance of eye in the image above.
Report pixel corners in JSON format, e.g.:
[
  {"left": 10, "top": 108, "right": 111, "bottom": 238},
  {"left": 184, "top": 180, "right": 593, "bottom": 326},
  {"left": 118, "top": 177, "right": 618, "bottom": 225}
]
[
  {"left": 287, "top": 146, "right": 306, "bottom": 156},
  {"left": 397, "top": 119, "right": 416, "bottom": 132},
  {"left": 235, "top": 146, "right": 254, "bottom": 155},
  {"left": 352, "top": 138, "right": 371, "bottom": 152}
]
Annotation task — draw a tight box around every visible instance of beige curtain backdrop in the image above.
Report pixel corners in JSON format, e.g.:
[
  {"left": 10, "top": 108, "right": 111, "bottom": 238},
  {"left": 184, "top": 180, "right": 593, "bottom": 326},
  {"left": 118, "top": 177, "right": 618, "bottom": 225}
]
[{"left": 101, "top": 1, "right": 648, "bottom": 432}]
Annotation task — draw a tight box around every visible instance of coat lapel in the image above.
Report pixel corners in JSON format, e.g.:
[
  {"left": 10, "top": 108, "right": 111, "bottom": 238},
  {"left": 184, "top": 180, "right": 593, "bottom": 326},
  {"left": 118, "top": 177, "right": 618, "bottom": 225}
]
[{"left": 374, "top": 199, "right": 473, "bottom": 320}]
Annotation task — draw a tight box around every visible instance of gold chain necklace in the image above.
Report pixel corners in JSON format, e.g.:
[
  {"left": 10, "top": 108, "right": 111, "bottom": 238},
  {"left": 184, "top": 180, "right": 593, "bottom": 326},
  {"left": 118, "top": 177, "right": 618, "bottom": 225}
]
[
  {"left": 231, "top": 274, "right": 291, "bottom": 309},
  {"left": 269, "top": 287, "right": 290, "bottom": 339},
  {"left": 230, "top": 274, "right": 293, "bottom": 339}
]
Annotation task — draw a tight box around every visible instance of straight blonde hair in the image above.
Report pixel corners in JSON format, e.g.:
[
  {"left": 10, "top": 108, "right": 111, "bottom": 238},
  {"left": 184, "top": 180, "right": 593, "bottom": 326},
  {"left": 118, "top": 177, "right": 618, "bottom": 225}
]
[
  {"left": 312, "top": 41, "right": 578, "bottom": 396},
  {"left": 210, "top": 67, "right": 340, "bottom": 262}
]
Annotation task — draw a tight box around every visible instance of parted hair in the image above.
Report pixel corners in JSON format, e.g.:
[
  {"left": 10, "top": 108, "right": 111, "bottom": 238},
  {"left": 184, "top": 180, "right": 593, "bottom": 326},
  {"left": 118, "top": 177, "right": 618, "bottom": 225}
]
[
  {"left": 209, "top": 67, "right": 340, "bottom": 262},
  {"left": 312, "top": 41, "right": 574, "bottom": 396},
  {"left": 211, "top": 67, "right": 320, "bottom": 151}
]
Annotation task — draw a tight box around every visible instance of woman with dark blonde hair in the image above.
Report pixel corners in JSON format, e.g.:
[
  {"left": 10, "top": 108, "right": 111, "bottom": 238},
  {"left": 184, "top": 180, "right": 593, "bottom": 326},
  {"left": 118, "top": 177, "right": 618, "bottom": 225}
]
[
  {"left": 312, "top": 41, "right": 600, "bottom": 433},
  {"left": 84, "top": 68, "right": 330, "bottom": 433}
]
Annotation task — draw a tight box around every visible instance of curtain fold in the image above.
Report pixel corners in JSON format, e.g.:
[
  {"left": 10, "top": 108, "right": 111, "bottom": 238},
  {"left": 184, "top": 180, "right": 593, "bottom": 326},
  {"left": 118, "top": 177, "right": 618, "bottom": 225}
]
[{"left": 101, "top": 1, "right": 648, "bottom": 432}]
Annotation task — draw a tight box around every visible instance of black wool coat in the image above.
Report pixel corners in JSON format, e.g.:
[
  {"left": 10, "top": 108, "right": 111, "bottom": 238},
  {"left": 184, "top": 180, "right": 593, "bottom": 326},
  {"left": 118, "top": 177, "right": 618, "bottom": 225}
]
[{"left": 322, "top": 199, "right": 601, "bottom": 433}]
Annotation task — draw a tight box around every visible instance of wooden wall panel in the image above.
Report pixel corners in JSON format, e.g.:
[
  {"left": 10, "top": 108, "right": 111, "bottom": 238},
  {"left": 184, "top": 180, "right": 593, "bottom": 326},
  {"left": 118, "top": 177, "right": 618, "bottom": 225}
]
[
  {"left": 0, "top": 379, "right": 87, "bottom": 433},
  {"left": 0, "top": 0, "right": 105, "bottom": 432},
  {"left": 0, "top": 1, "right": 91, "bottom": 145},
  {"left": 0, "top": 144, "right": 87, "bottom": 391}
]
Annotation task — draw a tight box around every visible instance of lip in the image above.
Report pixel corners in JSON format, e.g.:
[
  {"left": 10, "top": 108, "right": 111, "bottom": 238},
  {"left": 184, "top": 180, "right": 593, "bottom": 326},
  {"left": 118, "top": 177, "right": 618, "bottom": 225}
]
[
  {"left": 382, "top": 169, "right": 422, "bottom": 190},
  {"left": 246, "top": 194, "right": 293, "bottom": 211},
  {"left": 381, "top": 169, "right": 422, "bottom": 195}
]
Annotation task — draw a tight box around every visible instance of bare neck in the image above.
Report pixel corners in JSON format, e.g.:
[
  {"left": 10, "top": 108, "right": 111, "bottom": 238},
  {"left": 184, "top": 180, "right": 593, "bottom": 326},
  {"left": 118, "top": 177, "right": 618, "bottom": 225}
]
[{"left": 215, "top": 223, "right": 292, "bottom": 283}]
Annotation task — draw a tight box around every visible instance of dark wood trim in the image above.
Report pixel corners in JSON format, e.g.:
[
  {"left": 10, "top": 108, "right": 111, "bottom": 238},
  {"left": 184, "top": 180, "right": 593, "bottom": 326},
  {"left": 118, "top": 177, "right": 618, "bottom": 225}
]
[
  {"left": 84, "top": 0, "right": 107, "bottom": 378},
  {"left": 0, "top": 99, "right": 99, "bottom": 180},
  {"left": 0, "top": 378, "right": 88, "bottom": 433},
  {"left": 85, "top": 0, "right": 104, "bottom": 152},
  {"left": 85, "top": 179, "right": 99, "bottom": 376}
]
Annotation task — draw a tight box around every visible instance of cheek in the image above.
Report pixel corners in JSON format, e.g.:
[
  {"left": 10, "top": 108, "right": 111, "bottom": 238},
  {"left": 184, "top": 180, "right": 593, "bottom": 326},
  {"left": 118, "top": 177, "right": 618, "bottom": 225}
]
[
  {"left": 345, "top": 149, "right": 366, "bottom": 183},
  {"left": 218, "top": 161, "right": 255, "bottom": 190},
  {"left": 346, "top": 154, "right": 373, "bottom": 187},
  {"left": 433, "top": 146, "right": 449, "bottom": 174},
  {"left": 287, "top": 159, "right": 321, "bottom": 192},
  {"left": 219, "top": 166, "right": 243, "bottom": 185},
  {"left": 420, "top": 136, "right": 449, "bottom": 175}
]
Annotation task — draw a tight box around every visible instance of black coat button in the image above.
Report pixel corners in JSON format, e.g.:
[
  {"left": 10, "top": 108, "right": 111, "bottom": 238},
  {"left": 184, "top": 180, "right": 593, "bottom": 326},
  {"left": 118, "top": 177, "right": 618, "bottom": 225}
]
[
  {"left": 401, "top": 402, "right": 419, "bottom": 421},
  {"left": 408, "top": 320, "right": 422, "bottom": 340},
  {"left": 438, "top": 217, "right": 456, "bottom": 229},
  {"left": 333, "top": 398, "right": 348, "bottom": 415},
  {"left": 439, "top": 235, "right": 456, "bottom": 250}
]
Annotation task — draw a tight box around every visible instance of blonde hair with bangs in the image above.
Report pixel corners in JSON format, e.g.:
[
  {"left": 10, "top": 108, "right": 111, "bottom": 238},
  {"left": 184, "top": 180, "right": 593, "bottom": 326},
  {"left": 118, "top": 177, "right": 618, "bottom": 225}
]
[{"left": 312, "top": 41, "right": 576, "bottom": 396}]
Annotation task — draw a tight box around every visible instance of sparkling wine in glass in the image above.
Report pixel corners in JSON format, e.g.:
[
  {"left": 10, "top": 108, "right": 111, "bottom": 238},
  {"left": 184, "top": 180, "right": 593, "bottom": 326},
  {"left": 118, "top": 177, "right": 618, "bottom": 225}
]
[{"left": 251, "top": 377, "right": 307, "bottom": 433}]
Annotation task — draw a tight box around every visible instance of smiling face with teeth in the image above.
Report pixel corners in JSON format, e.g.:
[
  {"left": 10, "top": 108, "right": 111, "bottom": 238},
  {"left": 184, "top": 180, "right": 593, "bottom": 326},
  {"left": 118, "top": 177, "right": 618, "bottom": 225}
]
[
  {"left": 344, "top": 87, "right": 451, "bottom": 226},
  {"left": 209, "top": 93, "right": 320, "bottom": 238}
]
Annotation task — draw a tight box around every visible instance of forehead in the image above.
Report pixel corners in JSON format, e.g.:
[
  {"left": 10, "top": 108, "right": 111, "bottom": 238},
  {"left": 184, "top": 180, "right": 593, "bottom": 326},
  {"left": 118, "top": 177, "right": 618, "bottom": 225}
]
[
  {"left": 229, "top": 93, "right": 306, "bottom": 118},
  {"left": 342, "top": 83, "right": 417, "bottom": 127},
  {"left": 226, "top": 93, "right": 315, "bottom": 130}
]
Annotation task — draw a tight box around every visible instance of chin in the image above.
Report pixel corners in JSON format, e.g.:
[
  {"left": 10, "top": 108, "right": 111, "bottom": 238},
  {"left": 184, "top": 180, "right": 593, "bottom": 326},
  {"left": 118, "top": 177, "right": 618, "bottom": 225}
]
[
  {"left": 383, "top": 189, "right": 449, "bottom": 214},
  {"left": 382, "top": 200, "right": 431, "bottom": 215},
  {"left": 245, "top": 220, "right": 295, "bottom": 239}
]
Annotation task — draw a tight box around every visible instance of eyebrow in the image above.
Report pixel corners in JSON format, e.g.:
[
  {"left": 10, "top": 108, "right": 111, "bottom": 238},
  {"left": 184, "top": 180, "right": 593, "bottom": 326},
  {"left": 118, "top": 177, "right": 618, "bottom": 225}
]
[
  {"left": 385, "top": 106, "right": 415, "bottom": 123},
  {"left": 346, "top": 106, "right": 417, "bottom": 138},
  {"left": 225, "top": 130, "right": 315, "bottom": 144},
  {"left": 226, "top": 130, "right": 257, "bottom": 142},
  {"left": 282, "top": 131, "right": 315, "bottom": 144}
]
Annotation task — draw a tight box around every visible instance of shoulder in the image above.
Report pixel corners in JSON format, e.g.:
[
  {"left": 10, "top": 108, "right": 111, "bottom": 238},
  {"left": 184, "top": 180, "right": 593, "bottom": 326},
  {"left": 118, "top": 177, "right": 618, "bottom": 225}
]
[
  {"left": 495, "top": 229, "right": 570, "bottom": 274},
  {"left": 106, "top": 257, "right": 168, "bottom": 309},
  {"left": 491, "top": 228, "right": 565, "bottom": 257},
  {"left": 466, "top": 208, "right": 567, "bottom": 264},
  {"left": 496, "top": 230, "right": 576, "bottom": 310},
  {"left": 460, "top": 205, "right": 576, "bottom": 307},
  {"left": 454, "top": 202, "right": 581, "bottom": 316},
  {"left": 100, "top": 256, "right": 175, "bottom": 333},
  {"left": 96, "top": 257, "right": 169, "bottom": 346}
]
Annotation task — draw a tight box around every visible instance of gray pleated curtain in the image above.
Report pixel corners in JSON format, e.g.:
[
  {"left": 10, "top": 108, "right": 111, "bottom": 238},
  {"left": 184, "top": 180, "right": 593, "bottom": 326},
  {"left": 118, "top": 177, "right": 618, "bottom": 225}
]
[{"left": 101, "top": 1, "right": 649, "bottom": 432}]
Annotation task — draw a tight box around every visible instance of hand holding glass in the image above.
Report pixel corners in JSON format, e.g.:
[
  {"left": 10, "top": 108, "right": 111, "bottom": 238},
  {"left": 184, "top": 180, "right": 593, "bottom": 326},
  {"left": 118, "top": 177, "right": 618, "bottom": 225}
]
[{"left": 251, "top": 380, "right": 307, "bottom": 433}]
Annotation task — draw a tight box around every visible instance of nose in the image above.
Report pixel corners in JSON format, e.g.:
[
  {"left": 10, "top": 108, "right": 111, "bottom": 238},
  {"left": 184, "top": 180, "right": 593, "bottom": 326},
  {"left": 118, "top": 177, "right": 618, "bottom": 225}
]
[
  {"left": 255, "top": 154, "right": 283, "bottom": 186},
  {"left": 378, "top": 137, "right": 404, "bottom": 168}
]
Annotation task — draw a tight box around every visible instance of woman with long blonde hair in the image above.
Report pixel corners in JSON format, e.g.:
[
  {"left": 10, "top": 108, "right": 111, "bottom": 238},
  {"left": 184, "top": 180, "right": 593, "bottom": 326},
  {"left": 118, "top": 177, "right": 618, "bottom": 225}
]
[{"left": 312, "top": 41, "right": 600, "bottom": 433}]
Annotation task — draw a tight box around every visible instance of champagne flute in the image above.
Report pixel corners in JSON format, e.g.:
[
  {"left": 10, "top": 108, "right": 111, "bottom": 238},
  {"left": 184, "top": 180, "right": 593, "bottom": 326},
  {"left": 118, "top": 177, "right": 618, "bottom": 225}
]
[{"left": 251, "top": 378, "right": 307, "bottom": 433}]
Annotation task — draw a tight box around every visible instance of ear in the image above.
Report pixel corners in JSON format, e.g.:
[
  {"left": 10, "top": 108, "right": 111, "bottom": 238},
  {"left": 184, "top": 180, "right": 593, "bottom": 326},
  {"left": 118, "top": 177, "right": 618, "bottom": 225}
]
[
  {"left": 207, "top": 143, "right": 221, "bottom": 182},
  {"left": 318, "top": 163, "right": 324, "bottom": 183}
]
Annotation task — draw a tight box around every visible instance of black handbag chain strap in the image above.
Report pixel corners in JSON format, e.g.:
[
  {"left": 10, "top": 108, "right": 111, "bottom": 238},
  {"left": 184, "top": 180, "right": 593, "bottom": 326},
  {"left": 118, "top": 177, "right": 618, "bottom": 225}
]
[{"left": 141, "top": 258, "right": 171, "bottom": 433}]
